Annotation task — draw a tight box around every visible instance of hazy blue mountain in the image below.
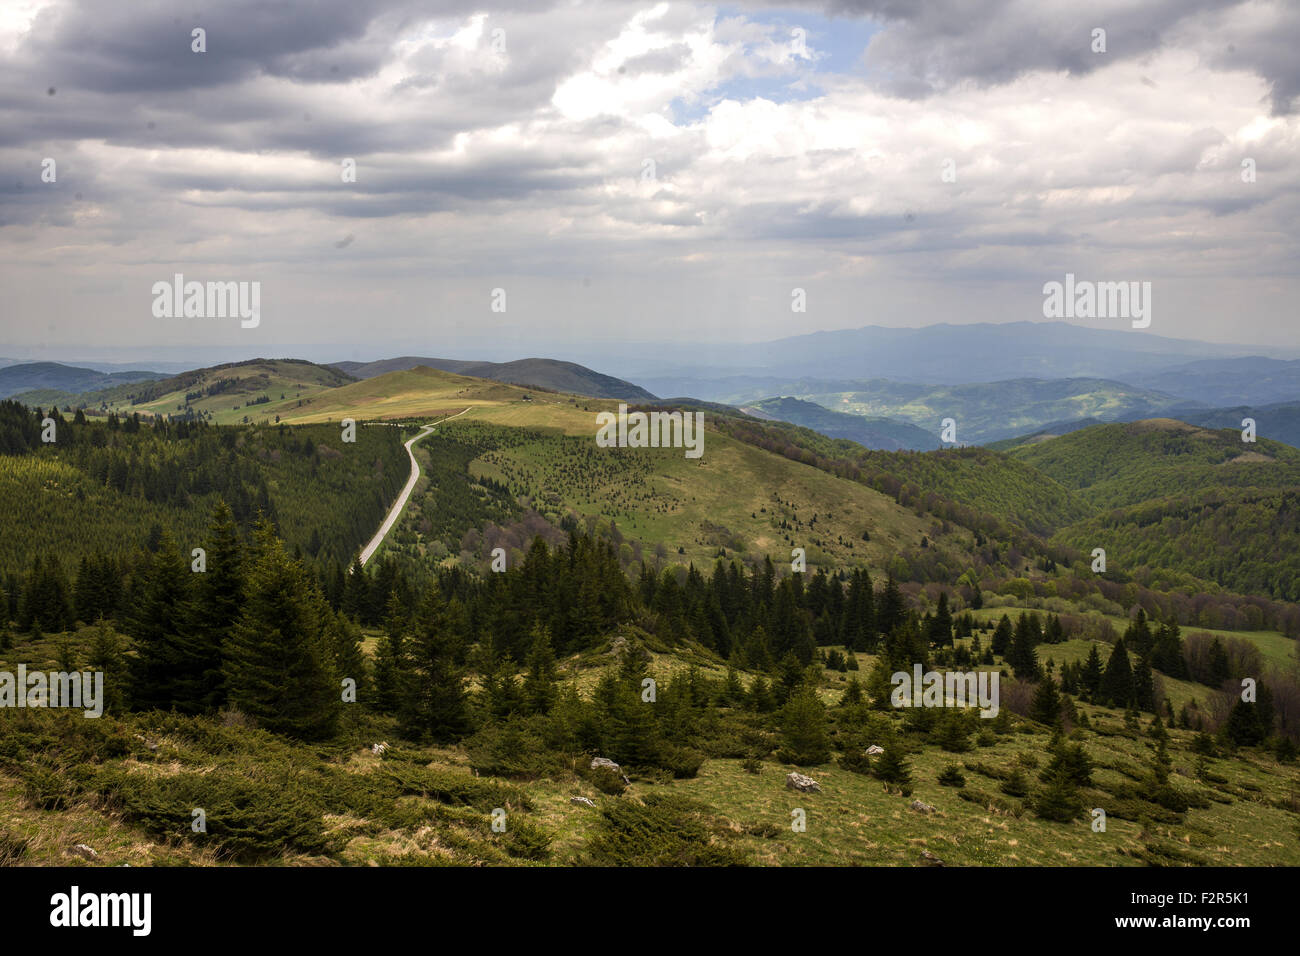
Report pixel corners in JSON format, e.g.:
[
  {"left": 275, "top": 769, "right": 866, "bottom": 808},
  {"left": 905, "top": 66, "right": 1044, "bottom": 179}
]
[
  {"left": 0, "top": 362, "right": 166, "bottom": 400},
  {"left": 1112, "top": 357, "right": 1300, "bottom": 406},
  {"left": 723, "top": 377, "right": 1182, "bottom": 444},
  {"left": 592, "top": 321, "right": 1282, "bottom": 388},
  {"left": 742, "top": 397, "right": 942, "bottom": 450},
  {"left": 1174, "top": 402, "right": 1300, "bottom": 448}
]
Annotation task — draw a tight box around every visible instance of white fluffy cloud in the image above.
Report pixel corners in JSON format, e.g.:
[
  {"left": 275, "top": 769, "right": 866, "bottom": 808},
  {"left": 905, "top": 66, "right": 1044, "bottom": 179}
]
[{"left": 1, "top": 0, "right": 1296, "bottom": 357}]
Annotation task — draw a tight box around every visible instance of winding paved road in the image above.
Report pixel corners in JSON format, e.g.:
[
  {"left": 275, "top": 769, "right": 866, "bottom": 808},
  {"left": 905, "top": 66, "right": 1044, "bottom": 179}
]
[{"left": 357, "top": 408, "right": 470, "bottom": 566}]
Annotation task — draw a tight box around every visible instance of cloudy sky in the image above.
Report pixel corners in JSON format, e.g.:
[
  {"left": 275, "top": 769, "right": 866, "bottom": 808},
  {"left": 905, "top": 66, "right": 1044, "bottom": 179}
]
[{"left": 2, "top": 0, "right": 1297, "bottom": 364}]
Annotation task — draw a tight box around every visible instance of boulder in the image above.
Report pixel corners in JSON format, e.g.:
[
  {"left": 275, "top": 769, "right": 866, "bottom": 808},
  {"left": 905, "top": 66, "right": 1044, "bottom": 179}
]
[
  {"left": 68, "top": 844, "right": 99, "bottom": 861},
  {"left": 919, "top": 849, "right": 945, "bottom": 866},
  {"left": 865, "top": 745, "right": 885, "bottom": 755},
  {"left": 785, "top": 771, "right": 821, "bottom": 793},
  {"left": 591, "top": 757, "right": 630, "bottom": 783},
  {"left": 910, "top": 799, "right": 936, "bottom": 814}
]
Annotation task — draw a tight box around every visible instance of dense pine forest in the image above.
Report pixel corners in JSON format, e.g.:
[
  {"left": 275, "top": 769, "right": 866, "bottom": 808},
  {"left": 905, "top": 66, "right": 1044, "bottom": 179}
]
[{"left": 2, "top": 398, "right": 1297, "bottom": 867}]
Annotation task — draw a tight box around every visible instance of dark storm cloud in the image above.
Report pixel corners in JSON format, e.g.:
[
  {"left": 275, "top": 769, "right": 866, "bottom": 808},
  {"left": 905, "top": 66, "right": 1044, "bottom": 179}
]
[{"left": 773, "top": 0, "right": 1298, "bottom": 113}]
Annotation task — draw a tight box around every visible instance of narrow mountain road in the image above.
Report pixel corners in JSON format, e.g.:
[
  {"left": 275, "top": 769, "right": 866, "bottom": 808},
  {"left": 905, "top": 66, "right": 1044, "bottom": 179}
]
[{"left": 357, "top": 407, "right": 470, "bottom": 567}]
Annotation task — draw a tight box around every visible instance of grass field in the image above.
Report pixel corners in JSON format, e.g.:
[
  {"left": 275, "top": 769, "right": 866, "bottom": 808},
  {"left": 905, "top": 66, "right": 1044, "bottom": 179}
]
[{"left": 2, "top": 623, "right": 1297, "bottom": 867}]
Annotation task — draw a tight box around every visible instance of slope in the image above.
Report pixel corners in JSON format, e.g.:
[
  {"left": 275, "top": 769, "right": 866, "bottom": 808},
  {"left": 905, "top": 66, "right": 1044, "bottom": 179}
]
[
  {"left": 330, "top": 356, "right": 656, "bottom": 401},
  {"left": 57, "top": 359, "right": 355, "bottom": 425},
  {"left": 741, "top": 397, "right": 942, "bottom": 450},
  {"left": 1, "top": 361, "right": 166, "bottom": 400}
]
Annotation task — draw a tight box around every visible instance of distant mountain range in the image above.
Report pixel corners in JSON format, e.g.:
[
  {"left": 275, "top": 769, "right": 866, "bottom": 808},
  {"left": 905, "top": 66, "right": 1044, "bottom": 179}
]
[
  {"left": 1114, "top": 357, "right": 1300, "bottom": 407},
  {"left": 329, "top": 356, "right": 656, "bottom": 401},
  {"left": 613, "top": 322, "right": 1297, "bottom": 398},
  {"left": 0, "top": 362, "right": 167, "bottom": 400}
]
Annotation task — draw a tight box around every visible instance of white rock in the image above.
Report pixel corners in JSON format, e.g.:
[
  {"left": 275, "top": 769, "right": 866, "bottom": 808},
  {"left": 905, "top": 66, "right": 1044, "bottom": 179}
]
[
  {"left": 69, "top": 844, "right": 99, "bottom": 861},
  {"left": 786, "top": 772, "right": 821, "bottom": 793}
]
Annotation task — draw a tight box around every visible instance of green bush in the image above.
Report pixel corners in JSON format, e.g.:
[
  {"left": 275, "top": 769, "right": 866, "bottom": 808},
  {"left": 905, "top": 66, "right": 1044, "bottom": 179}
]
[
  {"left": 93, "top": 766, "right": 332, "bottom": 861},
  {"left": 465, "top": 720, "right": 563, "bottom": 780},
  {"left": 938, "top": 765, "right": 966, "bottom": 787},
  {"left": 584, "top": 793, "right": 747, "bottom": 866}
]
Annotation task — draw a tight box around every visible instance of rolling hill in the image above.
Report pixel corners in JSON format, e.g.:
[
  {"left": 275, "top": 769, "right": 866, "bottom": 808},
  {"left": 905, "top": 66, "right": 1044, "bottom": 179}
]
[
  {"left": 741, "top": 397, "right": 942, "bottom": 450},
  {"left": 775, "top": 377, "right": 1186, "bottom": 445},
  {"left": 0, "top": 361, "right": 166, "bottom": 400},
  {"left": 1008, "top": 419, "right": 1300, "bottom": 600},
  {"left": 330, "top": 356, "right": 656, "bottom": 401},
  {"left": 1117, "top": 357, "right": 1300, "bottom": 407},
  {"left": 1008, "top": 419, "right": 1300, "bottom": 509},
  {"left": 32, "top": 358, "right": 356, "bottom": 425}
]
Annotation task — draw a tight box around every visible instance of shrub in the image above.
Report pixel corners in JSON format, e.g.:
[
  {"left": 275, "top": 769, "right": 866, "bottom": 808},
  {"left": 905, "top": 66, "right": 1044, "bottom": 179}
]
[
  {"left": 938, "top": 765, "right": 966, "bottom": 787},
  {"left": 93, "top": 766, "right": 332, "bottom": 861},
  {"left": 1000, "top": 768, "right": 1030, "bottom": 798},
  {"left": 584, "top": 793, "right": 748, "bottom": 866}
]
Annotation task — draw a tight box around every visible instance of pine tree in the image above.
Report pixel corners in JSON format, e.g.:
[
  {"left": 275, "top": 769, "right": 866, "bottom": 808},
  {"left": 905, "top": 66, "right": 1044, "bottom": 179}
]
[
  {"left": 400, "top": 585, "right": 470, "bottom": 742},
  {"left": 1029, "top": 674, "right": 1062, "bottom": 727},
  {"left": 522, "top": 624, "right": 559, "bottom": 715},
  {"left": 1009, "top": 613, "right": 1040, "bottom": 681},
  {"left": 190, "top": 500, "right": 244, "bottom": 709},
  {"left": 1132, "top": 654, "right": 1157, "bottom": 713},
  {"left": 1034, "top": 770, "right": 1083, "bottom": 822},
  {"left": 876, "top": 575, "right": 905, "bottom": 640},
  {"left": 1223, "top": 699, "right": 1267, "bottom": 747},
  {"left": 928, "top": 592, "right": 953, "bottom": 647},
  {"left": 990, "top": 614, "right": 1013, "bottom": 657},
  {"left": 1151, "top": 621, "right": 1188, "bottom": 678},
  {"left": 719, "top": 665, "right": 744, "bottom": 705},
  {"left": 87, "top": 616, "right": 126, "bottom": 712},
  {"left": 935, "top": 710, "right": 972, "bottom": 752},
  {"left": 1124, "top": 608, "right": 1154, "bottom": 657},
  {"left": 1207, "top": 637, "right": 1230, "bottom": 687},
  {"left": 1081, "top": 643, "right": 1103, "bottom": 701},
  {"left": 1098, "top": 638, "right": 1135, "bottom": 708},
  {"left": 872, "top": 743, "right": 912, "bottom": 788},
  {"left": 777, "top": 686, "right": 831, "bottom": 765},
  {"left": 129, "top": 533, "right": 205, "bottom": 712},
  {"left": 222, "top": 522, "right": 339, "bottom": 739}
]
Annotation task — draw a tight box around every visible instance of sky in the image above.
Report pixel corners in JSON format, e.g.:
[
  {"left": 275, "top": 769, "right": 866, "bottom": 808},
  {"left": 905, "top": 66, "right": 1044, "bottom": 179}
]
[{"left": 1, "top": 0, "right": 1298, "bottom": 365}]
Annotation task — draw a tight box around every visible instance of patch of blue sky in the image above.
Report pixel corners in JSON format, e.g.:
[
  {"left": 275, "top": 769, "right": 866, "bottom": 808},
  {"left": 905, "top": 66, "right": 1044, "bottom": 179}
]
[{"left": 669, "top": 6, "right": 880, "bottom": 123}]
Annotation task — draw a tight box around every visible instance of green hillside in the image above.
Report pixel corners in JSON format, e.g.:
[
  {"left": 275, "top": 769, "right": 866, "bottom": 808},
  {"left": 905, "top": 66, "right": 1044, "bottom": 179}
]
[
  {"left": 789, "top": 377, "right": 1182, "bottom": 444},
  {"left": 2, "top": 369, "right": 1298, "bottom": 872},
  {"left": 743, "top": 397, "right": 941, "bottom": 450},
  {"left": 0, "top": 401, "right": 410, "bottom": 572},
  {"left": 39, "top": 358, "right": 356, "bottom": 426},
  {"left": 1008, "top": 420, "right": 1300, "bottom": 600},
  {"left": 1010, "top": 419, "right": 1300, "bottom": 509}
]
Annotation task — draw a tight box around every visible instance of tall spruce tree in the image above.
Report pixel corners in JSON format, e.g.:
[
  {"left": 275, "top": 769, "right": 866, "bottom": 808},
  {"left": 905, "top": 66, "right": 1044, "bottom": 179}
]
[
  {"left": 1081, "top": 643, "right": 1103, "bottom": 701},
  {"left": 129, "top": 533, "right": 206, "bottom": 712},
  {"left": 223, "top": 522, "right": 339, "bottom": 739},
  {"left": 399, "top": 584, "right": 470, "bottom": 742},
  {"left": 1009, "top": 613, "right": 1040, "bottom": 681},
  {"left": 522, "top": 623, "right": 559, "bottom": 715},
  {"left": 190, "top": 500, "right": 244, "bottom": 709},
  {"left": 1029, "top": 674, "right": 1062, "bottom": 726},
  {"left": 1099, "top": 638, "right": 1136, "bottom": 708},
  {"left": 991, "top": 614, "right": 1013, "bottom": 657}
]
